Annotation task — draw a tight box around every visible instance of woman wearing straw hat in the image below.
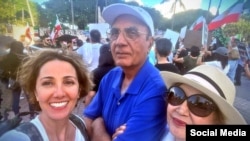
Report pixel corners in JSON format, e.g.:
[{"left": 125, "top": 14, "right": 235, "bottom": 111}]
[{"left": 160, "top": 65, "right": 247, "bottom": 141}]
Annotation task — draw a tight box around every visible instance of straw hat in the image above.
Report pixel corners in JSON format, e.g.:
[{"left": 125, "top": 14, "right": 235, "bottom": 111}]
[{"left": 160, "top": 65, "right": 246, "bottom": 124}]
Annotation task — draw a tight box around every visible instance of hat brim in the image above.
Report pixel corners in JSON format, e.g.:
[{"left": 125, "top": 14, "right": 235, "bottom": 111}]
[{"left": 160, "top": 71, "right": 246, "bottom": 124}]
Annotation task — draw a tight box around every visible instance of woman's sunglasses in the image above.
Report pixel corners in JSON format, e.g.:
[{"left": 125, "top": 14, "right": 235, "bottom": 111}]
[{"left": 167, "top": 86, "right": 217, "bottom": 117}]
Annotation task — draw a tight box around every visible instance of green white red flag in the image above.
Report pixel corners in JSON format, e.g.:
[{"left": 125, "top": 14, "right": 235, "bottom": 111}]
[{"left": 50, "top": 15, "right": 62, "bottom": 40}]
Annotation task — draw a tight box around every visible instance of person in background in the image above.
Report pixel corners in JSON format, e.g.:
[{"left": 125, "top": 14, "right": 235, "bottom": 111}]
[
  {"left": 32, "top": 36, "right": 44, "bottom": 48},
  {"left": 154, "top": 38, "right": 179, "bottom": 73},
  {"left": 67, "top": 37, "right": 79, "bottom": 51},
  {"left": 209, "top": 36, "right": 217, "bottom": 50},
  {"left": 41, "top": 35, "right": 53, "bottom": 48},
  {"left": 0, "top": 41, "right": 25, "bottom": 115},
  {"left": 83, "top": 3, "right": 167, "bottom": 141},
  {"left": 84, "top": 43, "right": 115, "bottom": 106},
  {"left": 232, "top": 39, "right": 244, "bottom": 86},
  {"left": 0, "top": 46, "right": 9, "bottom": 120},
  {"left": 160, "top": 65, "right": 246, "bottom": 141},
  {"left": 0, "top": 49, "right": 92, "bottom": 141},
  {"left": 92, "top": 44, "right": 115, "bottom": 91},
  {"left": 197, "top": 46, "right": 230, "bottom": 74},
  {"left": 19, "top": 35, "right": 32, "bottom": 54},
  {"left": 77, "top": 29, "right": 102, "bottom": 71},
  {"left": 173, "top": 39, "right": 189, "bottom": 74},
  {"left": 227, "top": 40, "right": 240, "bottom": 83},
  {"left": 244, "top": 60, "right": 250, "bottom": 79},
  {"left": 74, "top": 38, "right": 84, "bottom": 51},
  {"left": 173, "top": 45, "right": 200, "bottom": 74}
]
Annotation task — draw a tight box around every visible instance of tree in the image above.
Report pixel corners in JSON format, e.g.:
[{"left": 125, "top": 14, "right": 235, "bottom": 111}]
[
  {"left": 223, "top": 18, "right": 250, "bottom": 42},
  {"left": 0, "top": 0, "right": 39, "bottom": 34},
  {"left": 40, "top": 0, "right": 96, "bottom": 29},
  {"left": 161, "top": 0, "right": 186, "bottom": 30}
]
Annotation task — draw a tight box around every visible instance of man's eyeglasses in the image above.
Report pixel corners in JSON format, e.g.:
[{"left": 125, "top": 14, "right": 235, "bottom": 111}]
[
  {"left": 167, "top": 86, "right": 217, "bottom": 117},
  {"left": 107, "top": 26, "right": 148, "bottom": 41}
]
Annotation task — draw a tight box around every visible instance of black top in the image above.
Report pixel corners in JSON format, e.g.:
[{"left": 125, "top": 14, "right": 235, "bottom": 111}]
[
  {"left": 155, "top": 63, "right": 180, "bottom": 74},
  {"left": 92, "top": 66, "right": 115, "bottom": 92},
  {"left": 0, "top": 53, "right": 24, "bottom": 79},
  {"left": 91, "top": 44, "right": 115, "bottom": 92}
]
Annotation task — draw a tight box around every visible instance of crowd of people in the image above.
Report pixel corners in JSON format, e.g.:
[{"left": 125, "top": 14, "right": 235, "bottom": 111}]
[{"left": 0, "top": 3, "right": 249, "bottom": 141}]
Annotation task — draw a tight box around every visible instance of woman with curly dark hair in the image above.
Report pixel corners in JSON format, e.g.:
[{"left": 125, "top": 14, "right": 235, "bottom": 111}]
[{"left": 0, "top": 49, "right": 93, "bottom": 141}]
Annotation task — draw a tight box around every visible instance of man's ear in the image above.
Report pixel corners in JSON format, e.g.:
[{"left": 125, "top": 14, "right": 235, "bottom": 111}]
[{"left": 148, "top": 36, "right": 154, "bottom": 51}]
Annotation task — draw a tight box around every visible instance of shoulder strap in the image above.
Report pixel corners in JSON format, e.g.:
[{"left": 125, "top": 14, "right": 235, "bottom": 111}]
[
  {"left": 15, "top": 122, "right": 43, "bottom": 141},
  {"left": 14, "top": 114, "right": 89, "bottom": 141},
  {"left": 69, "top": 114, "right": 90, "bottom": 141}
]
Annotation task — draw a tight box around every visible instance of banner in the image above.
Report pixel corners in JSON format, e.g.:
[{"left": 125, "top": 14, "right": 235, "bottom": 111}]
[
  {"left": 184, "top": 30, "right": 212, "bottom": 49},
  {"left": 163, "top": 29, "right": 180, "bottom": 50},
  {"left": 180, "top": 26, "right": 187, "bottom": 39}
]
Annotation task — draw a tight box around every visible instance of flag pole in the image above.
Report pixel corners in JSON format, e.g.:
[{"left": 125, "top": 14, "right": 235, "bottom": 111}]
[
  {"left": 70, "top": 0, "right": 74, "bottom": 29},
  {"left": 216, "top": 0, "right": 222, "bottom": 16},
  {"left": 206, "top": 0, "right": 212, "bottom": 22},
  {"left": 26, "top": 0, "right": 34, "bottom": 26}
]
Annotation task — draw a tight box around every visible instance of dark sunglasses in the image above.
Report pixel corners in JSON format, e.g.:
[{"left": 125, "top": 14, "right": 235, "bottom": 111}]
[
  {"left": 107, "top": 26, "right": 148, "bottom": 41},
  {"left": 167, "top": 86, "right": 217, "bottom": 117}
]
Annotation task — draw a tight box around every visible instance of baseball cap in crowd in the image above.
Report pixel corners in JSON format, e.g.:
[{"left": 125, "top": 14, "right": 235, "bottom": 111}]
[
  {"left": 212, "top": 47, "right": 228, "bottom": 56},
  {"left": 102, "top": 3, "right": 154, "bottom": 36},
  {"left": 160, "top": 65, "right": 247, "bottom": 124}
]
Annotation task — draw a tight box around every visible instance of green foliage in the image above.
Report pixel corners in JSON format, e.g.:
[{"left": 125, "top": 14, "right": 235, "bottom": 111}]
[
  {"left": 212, "top": 28, "right": 229, "bottom": 47},
  {"left": 0, "top": 0, "right": 39, "bottom": 33},
  {"left": 38, "top": 0, "right": 97, "bottom": 29},
  {"left": 222, "top": 16, "right": 250, "bottom": 42}
]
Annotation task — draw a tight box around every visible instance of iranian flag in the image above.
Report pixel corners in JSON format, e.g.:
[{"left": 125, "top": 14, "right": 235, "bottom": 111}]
[
  {"left": 50, "top": 15, "right": 62, "bottom": 40},
  {"left": 208, "top": 2, "right": 244, "bottom": 31},
  {"left": 189, "top": 16, "right": 205, "bottom": 31},
  {"left": 25, "top": 23, "right": 32, "bottom": 41}
]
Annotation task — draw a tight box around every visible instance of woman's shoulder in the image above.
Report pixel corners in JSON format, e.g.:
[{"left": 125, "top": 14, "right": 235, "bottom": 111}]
[
  {"left": 0, "top": 128, "right": 30, "bottom": 141},
  {"left": 69, "top": 114, "right": 90, "bottom": 141}
]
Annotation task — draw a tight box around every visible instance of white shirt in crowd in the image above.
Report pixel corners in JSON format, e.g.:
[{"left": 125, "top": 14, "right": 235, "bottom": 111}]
[{"left": 77, "top": 42, "right": 102, "bottom": 71}]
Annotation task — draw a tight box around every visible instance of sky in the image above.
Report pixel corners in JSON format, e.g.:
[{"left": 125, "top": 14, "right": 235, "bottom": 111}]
[
  {"left": 33, "top": 0, "right": 239, "bottom": 19},
  {"left": 126, "top": 0, "right": 239, "bottom": 18}
]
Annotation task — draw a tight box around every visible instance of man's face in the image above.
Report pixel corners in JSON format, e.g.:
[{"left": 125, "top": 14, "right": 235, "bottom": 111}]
[
  {"left": 109, "top": 15, "right": 153, "bottom": 69},
  {"left": 44, "top": 38, "right": 52, "bottom": 46}
]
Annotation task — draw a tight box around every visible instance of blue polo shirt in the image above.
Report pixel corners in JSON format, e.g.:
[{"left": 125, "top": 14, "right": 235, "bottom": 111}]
[{"left": 84, "top": 59, "right": 167, "bottom": 141}]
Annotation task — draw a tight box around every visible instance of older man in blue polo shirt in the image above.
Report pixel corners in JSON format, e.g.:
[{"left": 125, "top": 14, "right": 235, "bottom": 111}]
[{"left": 83, "top": 3, "right": 167, "bottom": 141}]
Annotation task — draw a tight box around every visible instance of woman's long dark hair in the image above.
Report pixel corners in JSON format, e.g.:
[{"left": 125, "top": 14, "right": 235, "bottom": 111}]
[{"left": 214, "top": 53, "right": 228, "bottom": 69}]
